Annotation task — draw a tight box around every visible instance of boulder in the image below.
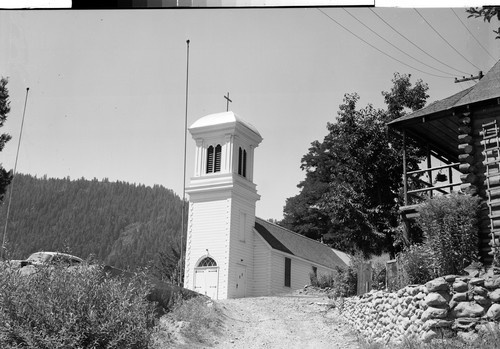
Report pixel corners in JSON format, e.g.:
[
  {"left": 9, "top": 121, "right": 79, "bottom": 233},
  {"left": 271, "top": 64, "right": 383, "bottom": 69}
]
[
  {"left": 469, "top": 277, "right": 485, "bottom": 286},
  {"left": 424, "top": 292, "right": 450, "bottom": 307},
  {"left": 421, "top": 306, "right": 449, "bottom": 321},
  {"left": 474, "top": 295, "right": 491, "bottom": 307},
  {"left": 450, "top": 302, "right": 485, "bottom": 318},
  {"left": 451, "top": 292, "right": 468, "bottom": 302},
  {"left": 426, "top": 277, "right": 449, "bottom": 292},
  {"left": 486, "top": 303, "right": 500, "bottom": 320},
  {"left": 444, "top": 275, "right": 457, "bottom": 283},
  {"left": 453, "top": 317, "right": 480, "bottom": 331},
  {"left": 489, "top": 288, "right": 500, "bottom": 302},
  {"left": 453, "top": 280, "right": 469, "bottom": 293},
  {"left": 473, "top": 286, "right": 488, "bottom": 297},
  {"left": 484, "top": 276, "right": 500, "bottom": 289},
  {"left": 423, "top": 319, "right": 453, "bottom": 331}
]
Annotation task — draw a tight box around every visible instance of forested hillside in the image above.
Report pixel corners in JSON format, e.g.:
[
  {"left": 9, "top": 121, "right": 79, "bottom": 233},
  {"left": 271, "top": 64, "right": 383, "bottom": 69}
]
[{"left": 0, "top": 173, "right": 186, "bottom": 271}]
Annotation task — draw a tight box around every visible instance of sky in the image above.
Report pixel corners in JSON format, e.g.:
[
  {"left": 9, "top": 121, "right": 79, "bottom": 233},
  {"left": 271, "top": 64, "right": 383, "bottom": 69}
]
[{"left": 0, "top": 6, "right": 499, "bottom": 221}]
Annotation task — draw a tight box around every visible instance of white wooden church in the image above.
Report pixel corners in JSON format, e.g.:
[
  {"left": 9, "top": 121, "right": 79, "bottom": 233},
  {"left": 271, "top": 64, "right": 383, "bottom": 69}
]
[{"left": 183, "top": 111, "right": 350, "bottom": 299}]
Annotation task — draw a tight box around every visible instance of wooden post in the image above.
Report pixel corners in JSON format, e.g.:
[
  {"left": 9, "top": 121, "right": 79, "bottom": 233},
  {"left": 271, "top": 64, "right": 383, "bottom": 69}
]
[
  {"left": 403, "top": 130, "right": 408, "bottom": 206},
  {"left": 427, "top": 146, "right": 433, "bottom": 198},
  {"left": 449, "top": 165, "right": 453, "bottom": 192}
]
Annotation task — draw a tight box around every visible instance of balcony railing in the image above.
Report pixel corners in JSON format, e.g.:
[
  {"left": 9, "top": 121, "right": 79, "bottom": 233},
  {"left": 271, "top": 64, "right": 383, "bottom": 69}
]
[{"left": 403, "top": 162, "right": 461, "bottom": 206}]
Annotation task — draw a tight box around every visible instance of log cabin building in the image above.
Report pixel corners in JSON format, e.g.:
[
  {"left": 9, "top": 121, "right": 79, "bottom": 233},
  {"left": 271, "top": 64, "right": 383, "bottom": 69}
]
[{"left": 388, "top": 59, "right": 500, "bottom": 265}]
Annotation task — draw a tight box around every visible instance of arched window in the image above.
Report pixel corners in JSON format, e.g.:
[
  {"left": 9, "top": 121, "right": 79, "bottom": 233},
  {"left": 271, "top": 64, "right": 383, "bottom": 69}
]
[
  {"left": 214, "top": 144, "right": 221, "bottom": 172},
  {"left": 238, "top": 147, "right": 247, "bottom": 178},
  {"left": 206, "top": 145, "right": 222, "bottom": 174},
  {"left": 197, "top": 257, "right": 217, "bottom": 267},
  {"left": 243, "top": 149, "right": 247, "bottom": 177},
  {"left": 206, "top": 146, "right": 214, "bottom": 173},
  {"left": 238, "top": 147, "right": 243, "bottom": 175}
]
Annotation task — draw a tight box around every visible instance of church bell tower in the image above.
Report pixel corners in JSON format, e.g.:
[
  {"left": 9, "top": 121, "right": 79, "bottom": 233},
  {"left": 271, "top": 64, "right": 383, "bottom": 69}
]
[{"left": 183, "top": 111, "right": 262, "bottom": 299}]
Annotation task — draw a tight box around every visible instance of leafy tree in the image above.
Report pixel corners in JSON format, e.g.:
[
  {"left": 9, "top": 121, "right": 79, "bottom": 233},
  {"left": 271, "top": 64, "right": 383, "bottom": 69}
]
[
  {"left": 467, "top": 6, "right": 500, "bottom": 39},
  {"left": 281, "top": 74, "right": 428, "bottom": 258},
  {"left": 0, "top": 77, "right": 12, "bottom": 203}
]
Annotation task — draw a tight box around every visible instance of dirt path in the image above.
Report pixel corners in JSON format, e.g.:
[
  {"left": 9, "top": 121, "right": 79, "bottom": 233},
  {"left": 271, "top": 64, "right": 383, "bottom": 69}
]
[{"left": 209, "top": 295, "right": 360, "bottom": 349}]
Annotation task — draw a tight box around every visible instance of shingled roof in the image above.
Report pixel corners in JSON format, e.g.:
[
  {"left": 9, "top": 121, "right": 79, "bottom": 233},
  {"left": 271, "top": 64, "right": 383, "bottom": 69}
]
[
  {"left": 254, "top": 217, "right": 350, "bottom": 270},
  {"left": 389, "top": 59, "right": 500, "bottom": 128}
]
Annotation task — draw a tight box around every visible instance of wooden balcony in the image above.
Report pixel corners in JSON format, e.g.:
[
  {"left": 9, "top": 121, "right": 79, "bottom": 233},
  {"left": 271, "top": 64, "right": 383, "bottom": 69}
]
[{"left": 401, "top": 162, "right": 461, "bottom": 219}]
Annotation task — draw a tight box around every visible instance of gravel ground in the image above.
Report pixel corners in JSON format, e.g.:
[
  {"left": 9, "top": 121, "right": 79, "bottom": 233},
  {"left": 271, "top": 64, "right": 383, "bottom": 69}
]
[{"left": 207, "top": 294, "right": 361, "bottom": 349}]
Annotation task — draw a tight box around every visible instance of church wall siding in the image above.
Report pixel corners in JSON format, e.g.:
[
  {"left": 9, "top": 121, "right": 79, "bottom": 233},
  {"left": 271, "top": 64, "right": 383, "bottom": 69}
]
[
  {"left": 227, "top": 195, "right": 256, "bottom": 298},
  {"left": 270, "top": 251, "right": 335, "bottom": 294},
  {"left": 252, "top": 232, "right": 271, "bottom": 296},
  {"left": 184, "top": 198, "right": 230, "bottom": 299}
]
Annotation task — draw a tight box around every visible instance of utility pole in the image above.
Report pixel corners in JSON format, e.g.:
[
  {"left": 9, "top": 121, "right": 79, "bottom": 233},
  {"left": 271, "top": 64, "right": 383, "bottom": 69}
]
[
  {"left": 2, "top": 87, "right": 30, "bottom": 260},
  {"left": 179, "top": 39, "right": 190, "bottom": 286},
  {"left": 455, "top": 71, "right": 483, "bottom": 83}
]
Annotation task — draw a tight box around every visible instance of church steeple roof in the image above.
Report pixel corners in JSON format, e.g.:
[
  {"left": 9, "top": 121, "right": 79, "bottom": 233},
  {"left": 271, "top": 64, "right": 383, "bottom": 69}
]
[{"left": 189, "top": 111, "right": 262, "bottom": 139}]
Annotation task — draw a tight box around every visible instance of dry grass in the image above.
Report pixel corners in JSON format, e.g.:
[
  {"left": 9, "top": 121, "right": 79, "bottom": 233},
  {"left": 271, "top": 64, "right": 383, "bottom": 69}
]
[{"left": 151, "top": 296, "right": 224, "bottom": 348}]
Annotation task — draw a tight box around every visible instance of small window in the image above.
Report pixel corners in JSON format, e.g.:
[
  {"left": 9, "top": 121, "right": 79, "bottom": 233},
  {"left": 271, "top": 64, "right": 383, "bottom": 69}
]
[
  {"left": 198, "top": 257, "right": 217, "bottom": 267},
  {"left": 284, "top": 257, "right": 291, "bottom": 287},
  {"left": 238, "top": 147, "right": 243, "bottom": 175},
  {"left": 238, "top": 147, "right": 247, "bottom": 178},
  {"left": 312, "top": 266, "right": 317, "bottom": 278},
  {"left": 214, "top": 144, "right": 221, "bottom": 172},
  {"left": 206, "top": 145, "right": 222, "bottom": 174},
  {"left": 243, "top": 150, "right": 247, "bottom": 177},
  {"left": 206, "top": 146, "right": 214, "bottom": 173}
]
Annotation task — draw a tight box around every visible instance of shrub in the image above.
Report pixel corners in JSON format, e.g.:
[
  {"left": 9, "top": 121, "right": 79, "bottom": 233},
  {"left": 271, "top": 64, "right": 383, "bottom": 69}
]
[
  {"left": 165, "top": 297, "right": 223, "bottom": 344},
  {"left": 0, "top": 262, "right": 156, "bottom": 349},
  {"left": 310, "top": 264, "right": 357, "bottom": 298},
  {"left": 395, "top": 244, "right": 435, "bottom": 289},
  {"left": 416, "top": 193, "right": 481, "bottom": 276},
  {"left": 309, "top": 272, "right": 336, "bottom": 289}
]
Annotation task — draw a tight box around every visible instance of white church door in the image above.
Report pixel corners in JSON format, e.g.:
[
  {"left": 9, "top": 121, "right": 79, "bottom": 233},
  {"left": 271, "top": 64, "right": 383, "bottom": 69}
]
[
  {"left": 235, "top": 264, "right": 247, "bottom": 298},
  {"left": 194, "top": 257, "right": 219, "bottom": 299}
]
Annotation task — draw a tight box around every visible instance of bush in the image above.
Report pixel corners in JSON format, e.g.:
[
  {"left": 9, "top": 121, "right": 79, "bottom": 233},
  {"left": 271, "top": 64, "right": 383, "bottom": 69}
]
[
  {"left": 394, "top": 244, "right": 435, "bottom": 290},
  {"left": 0, "top": 262, "right": 156, "bottom": 349},
  {"left": 166, "top": 297, "right": 223, "bottom": 344},
  {"left": 416, "top": 193, "right": 481, "bottom": 276},
  {"left": 310, "top": 264, "right": 357, "bottom": 298}
]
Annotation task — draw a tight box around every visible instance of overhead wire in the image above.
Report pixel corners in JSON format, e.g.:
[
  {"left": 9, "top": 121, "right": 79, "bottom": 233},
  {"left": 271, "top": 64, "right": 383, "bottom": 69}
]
[
  {"left": 317, "top": 9, "right": 453, "bottom": 79},
  {"left": 343, "top": 8, "right": 456, "bottom": 77},
  {"left": 369, "top": 8, "right": 472, "bottom": 76},
  {"left": 450, "top": 8, "right": 497, "bottom": 61},
  {"left": 414, "top": 9, "right": 482, "bottom": 72}
]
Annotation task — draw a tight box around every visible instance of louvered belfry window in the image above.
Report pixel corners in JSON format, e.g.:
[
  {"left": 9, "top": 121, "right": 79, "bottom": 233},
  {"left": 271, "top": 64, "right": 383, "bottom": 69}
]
[
  {"left": 206, "top": 144, "right": 222, "bottom": 174},
  {"left": 214, "top": 144, "right": 221, "bottom": 172},
  {"left": 206, "top": 146, "right": 214, "bottom": 173}
]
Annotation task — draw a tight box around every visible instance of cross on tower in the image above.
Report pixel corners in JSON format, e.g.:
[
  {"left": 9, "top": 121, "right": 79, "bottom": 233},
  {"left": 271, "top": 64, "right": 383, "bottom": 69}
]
[{"left": 224, "top": 92, "right": 232, "bottom": 111}]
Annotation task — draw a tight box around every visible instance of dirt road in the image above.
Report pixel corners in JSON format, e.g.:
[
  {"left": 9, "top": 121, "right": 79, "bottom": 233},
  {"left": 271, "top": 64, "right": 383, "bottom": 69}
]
[{"left": 210, "top": 295, "right": 360, "bottom": 349}]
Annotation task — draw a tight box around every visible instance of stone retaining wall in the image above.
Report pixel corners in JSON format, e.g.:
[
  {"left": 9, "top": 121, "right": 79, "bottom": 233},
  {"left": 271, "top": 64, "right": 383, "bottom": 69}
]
[{"left": 337, "top": 275, "right": 500, "bottom": 344}]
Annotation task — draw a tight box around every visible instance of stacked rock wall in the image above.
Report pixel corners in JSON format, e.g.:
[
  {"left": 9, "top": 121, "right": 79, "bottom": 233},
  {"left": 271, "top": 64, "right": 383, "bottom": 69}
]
[{"left": 338, "top": 275, "right": 500, "bottom": 344}]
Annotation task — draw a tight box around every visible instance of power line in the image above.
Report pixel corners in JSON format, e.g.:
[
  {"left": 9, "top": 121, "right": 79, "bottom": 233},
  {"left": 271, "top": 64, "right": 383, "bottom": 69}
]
[
  {"left": 414, "top": 9, "right": 482, "bottom": 72},
  {"left": 369, "top": 8, "right": 471, "bottom": 76},
  {"left": 317, "top": 9, "right": 452, "bottom": 79},
  {"left": 344, "top": 9, "right": 456, "bottom": 77},
  {"left": 451, "top": 8, "right": 496, "bottom": 61}
]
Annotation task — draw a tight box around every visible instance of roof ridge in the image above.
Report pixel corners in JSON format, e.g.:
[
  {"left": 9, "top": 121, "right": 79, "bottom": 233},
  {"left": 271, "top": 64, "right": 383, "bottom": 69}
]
[{"left": 255, "top": 216, "right": 333, "bottom": 250}]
